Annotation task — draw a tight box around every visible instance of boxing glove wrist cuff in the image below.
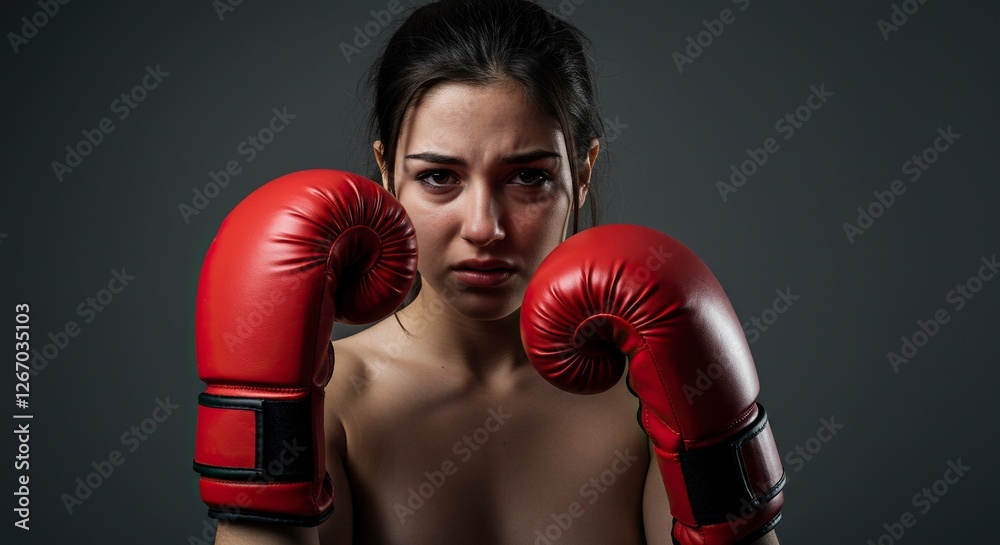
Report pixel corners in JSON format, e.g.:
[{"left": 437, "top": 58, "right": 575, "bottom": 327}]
[
  {"left": 206, "top": 505, "right": 334, "bottom": 527},
  {"left": 677, "top": 403, "right": 785, "bottom": 525},
  {"left": 671, "top": 512, "right": 782, "bottom": 545},
  {"left": 193, "top": 393, "right": 314, "bottom": 482}
]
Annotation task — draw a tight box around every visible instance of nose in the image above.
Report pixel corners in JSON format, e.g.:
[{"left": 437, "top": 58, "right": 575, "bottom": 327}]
[{"left": 459, "top": 182, "right": 505, "bottom": 247}]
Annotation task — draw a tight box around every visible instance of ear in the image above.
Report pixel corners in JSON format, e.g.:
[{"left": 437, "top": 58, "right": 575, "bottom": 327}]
[
  {"left": 576, "top": 138, "right": 600, "bottom": 208},
  {"left": 373, "top": 140, "right": 390, "bottom": 192}
]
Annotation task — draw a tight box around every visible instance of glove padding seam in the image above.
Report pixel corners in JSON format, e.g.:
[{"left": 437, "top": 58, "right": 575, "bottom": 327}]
[
  {"left": 639, "top": 340, "right": 686, "bottom": 440},
  {"left": 209, "top": 385, "right": 309, "bottom": 394}
]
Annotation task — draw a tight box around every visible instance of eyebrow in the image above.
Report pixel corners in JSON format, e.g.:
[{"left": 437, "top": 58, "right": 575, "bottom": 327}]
[{"left": 404, "top": 149, "right": 561, "bottom": 166}]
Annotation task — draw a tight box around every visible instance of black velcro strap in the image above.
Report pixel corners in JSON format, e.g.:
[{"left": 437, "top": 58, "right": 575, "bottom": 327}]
[
  {"left": 207, "top": 505, "right": 334, "bottom": 527},
  {"left": 679, "top": 403, "right": 785, "bottom": 525},
  {"left": 194, "top": 393, "right": 314, "bottom": 483}
]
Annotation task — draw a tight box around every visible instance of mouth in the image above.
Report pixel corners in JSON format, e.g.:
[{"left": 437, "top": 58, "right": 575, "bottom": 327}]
[
  {"left": 452, "top": 258, "right": 516, "bottom": 272},
  {"left": 453, "top": 260, "right": 515, "bottom": 288}
]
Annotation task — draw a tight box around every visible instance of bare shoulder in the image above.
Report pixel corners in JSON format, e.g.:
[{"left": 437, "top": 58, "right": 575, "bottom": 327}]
[
  {"left": 327, "top": 321, "right": 397, "bottom": 403},
  {"left": 324, "top": 328, "right": 370, "bottom": 459},
  {"left": 324, "top": 319, "right": 402, "bottom": 442},
  {"left": 328, "top": 332, "right": 367, "bottom": 401},
  {"left": 318, "top": 329, "right": 383, "bottom": 545}
]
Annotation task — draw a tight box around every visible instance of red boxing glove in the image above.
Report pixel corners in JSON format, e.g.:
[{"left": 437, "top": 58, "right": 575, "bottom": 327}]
[
  {"left": 520, "top": 224, "right": 784, "bottom": 545},
  {"left": 193, "top": 169, "right": 417, "bottom": 525}
]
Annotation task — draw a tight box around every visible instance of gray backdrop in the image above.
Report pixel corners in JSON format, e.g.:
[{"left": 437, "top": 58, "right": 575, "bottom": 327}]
[{"left": 3, "top": 0, "right": 997, "bottom": 543}]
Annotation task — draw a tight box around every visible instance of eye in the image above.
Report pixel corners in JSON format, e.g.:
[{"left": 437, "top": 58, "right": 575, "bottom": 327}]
[
  {"left": 414, "top": 170, "right": 456, "bottom": 188},
  {"left": 511, "top": 169, "right": 552, "bottom": 186}
]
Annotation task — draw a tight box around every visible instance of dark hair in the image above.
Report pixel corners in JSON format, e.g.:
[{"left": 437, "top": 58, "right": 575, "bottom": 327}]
[{"left": 358, "top": 0, "right": 611, "bottom": 325}]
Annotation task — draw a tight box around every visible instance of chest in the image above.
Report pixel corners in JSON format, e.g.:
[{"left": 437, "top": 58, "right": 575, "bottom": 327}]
[{"left": 341, "top": 369, "right": 650, "bottom": 544}]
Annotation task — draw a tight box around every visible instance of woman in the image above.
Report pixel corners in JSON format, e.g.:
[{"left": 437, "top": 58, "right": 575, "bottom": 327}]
[{"left": 215, "top": 1, "right": 779, "bottom": 543}]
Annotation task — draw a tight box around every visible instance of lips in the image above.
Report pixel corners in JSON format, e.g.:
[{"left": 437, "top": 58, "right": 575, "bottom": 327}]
[
  {"left": 452, "top": 259, "right": 516, "bottom": 287},
  {"left": 452, "top": 258, "right": 515, "bottom": 272}
]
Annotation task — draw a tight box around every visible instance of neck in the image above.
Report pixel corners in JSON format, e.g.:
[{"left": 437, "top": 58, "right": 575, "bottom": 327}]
[{"left": 394, "top": 284, "right": 529, "bottom": 385}]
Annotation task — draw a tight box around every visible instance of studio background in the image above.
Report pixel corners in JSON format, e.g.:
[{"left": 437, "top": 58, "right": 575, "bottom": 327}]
[{"left": 3, "top": 0, "right": 997, "bottom": 543}]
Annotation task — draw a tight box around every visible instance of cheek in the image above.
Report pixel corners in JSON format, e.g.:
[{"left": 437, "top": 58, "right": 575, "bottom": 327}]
[
  {"left": 510, "top": 193, "right": 572, "bottom": 263},
  {"left": 400, "top": 200, "right": 451, "bottom": 270},
  {"left": 512, "top": 189, "right": 571, "bottom": 236}
]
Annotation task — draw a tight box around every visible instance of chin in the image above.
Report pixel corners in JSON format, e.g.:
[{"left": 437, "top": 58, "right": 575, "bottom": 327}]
[{"left": 448, "top": 291, "right": 522, "bottom": 322}]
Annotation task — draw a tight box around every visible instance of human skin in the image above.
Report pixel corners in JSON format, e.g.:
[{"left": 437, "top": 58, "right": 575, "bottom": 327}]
[
  {"left": 215, "top": 79, "right": 778, "bottom": 545},
  {"left": 318, "top": 79, "right": 655, "bottom": 545}
]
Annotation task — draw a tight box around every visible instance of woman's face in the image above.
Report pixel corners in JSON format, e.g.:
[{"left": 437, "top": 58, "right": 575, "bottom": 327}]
[{"left": 374, "top": 80, "right": 598, "bottom": 321}]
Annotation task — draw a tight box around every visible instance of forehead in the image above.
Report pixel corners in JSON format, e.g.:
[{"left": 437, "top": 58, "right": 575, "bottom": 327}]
[{"left": 398, "top": 81, "right": 563, "bottom": 158}]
